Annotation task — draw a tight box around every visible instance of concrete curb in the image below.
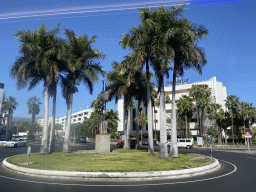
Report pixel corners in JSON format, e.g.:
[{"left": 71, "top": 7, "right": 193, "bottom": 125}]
[{"left": 3, "top": 156, "right": 220, "bottom": 180}]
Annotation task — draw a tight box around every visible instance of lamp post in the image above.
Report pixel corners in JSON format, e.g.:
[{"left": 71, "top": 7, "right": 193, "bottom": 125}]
[{"left": 100, "top": 80, "right": 109, "bottom": 134}]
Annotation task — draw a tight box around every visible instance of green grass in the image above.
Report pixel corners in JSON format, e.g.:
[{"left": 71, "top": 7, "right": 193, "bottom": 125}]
[{"left": 7, "top": 149, "right": 214, "bottom": 172}]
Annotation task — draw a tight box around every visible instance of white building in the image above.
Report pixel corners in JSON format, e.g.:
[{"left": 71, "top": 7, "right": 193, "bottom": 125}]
[
  {"left": 117, "top": 77, "right": 227, "bottom": 141},
  {"left": 37, "top": 108, "right": 94, "bottom": 130},
  {"left": 55, "top": 108, "right": 94, "bottom": 129}
]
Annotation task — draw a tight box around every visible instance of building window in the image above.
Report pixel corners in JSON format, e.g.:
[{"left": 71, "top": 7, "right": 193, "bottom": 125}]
[
  {"left": 62, "top": 122, "right": 64, "bottom": 124},
  {"left": 62, "top": 119, "right": 64, "bottom": 121},
  {"left": 73, "top": 119, "right": 76, "bottom": 122},
  {"left": 78, "top": 118, "right": 81, "bottom": 121},
  {"left": 74, "top": 115, "right": 77, "bottom": 118},
  {"left": 84, "top": 112, "right": 88, "bottom": 115},
  {"left": 79, "top": 114, "right": 82, "bottom": 117}
]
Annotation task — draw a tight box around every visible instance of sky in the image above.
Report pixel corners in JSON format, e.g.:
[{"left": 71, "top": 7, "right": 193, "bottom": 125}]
[{"left": 0, "top": 0, "right": 256, "bottom": 118}]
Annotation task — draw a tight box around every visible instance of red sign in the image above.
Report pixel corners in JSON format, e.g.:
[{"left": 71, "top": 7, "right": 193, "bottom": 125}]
[{"left": 246, "top": 132, "right": 250, "bottom": 136}]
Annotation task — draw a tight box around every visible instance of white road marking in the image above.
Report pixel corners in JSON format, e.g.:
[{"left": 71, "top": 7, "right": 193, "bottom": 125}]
[{"left": 0, "top": 159, "right": 237, "bottom": 187}]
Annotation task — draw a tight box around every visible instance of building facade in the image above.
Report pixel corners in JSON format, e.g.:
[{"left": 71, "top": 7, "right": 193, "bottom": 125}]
[
  {"left": 117, "top": 77, "right": 227, "bottom": 141},
  {"left": 37, "top": 109, "right": 94, "bottom": 130}
]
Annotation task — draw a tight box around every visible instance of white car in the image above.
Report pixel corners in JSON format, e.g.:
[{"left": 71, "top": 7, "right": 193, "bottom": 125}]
[
  {"left": 4, "top": 138, "right": 26, "bottom": 148},
  {"left": 167, "top": 138, "right": 193, "bottom": 149}
]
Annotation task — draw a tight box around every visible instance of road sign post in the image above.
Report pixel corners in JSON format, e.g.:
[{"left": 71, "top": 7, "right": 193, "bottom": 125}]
[
  {"left": 27, "top": 146, "right": 31, "bottom": 166},
  {"left": 245, "top": 132, "right": 251, "bottom": 153}
]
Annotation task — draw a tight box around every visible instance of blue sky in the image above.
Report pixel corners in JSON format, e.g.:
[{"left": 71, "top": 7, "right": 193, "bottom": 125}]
[{"left": 0, "top": 0, "right": 256, "bottom": 118}]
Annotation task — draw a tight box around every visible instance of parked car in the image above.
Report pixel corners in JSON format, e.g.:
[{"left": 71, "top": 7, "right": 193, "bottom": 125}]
[
  {"left": 76, "top": 136, "right": 87, "bottom": 143},
  {"left": 167, "top": 138, "right": 193, "bottom": 149},
  {"left": 116, "top": 139, "right": 136, "bottom": 148},
  {"left": 4, "top": 138, "right": 26, "bottom": 148},
  {"left": 0, "top": 135, "right": 5, "bottom": 141},
  {"left": 142, "top": 139, "right": 148, "bottom": 145}
]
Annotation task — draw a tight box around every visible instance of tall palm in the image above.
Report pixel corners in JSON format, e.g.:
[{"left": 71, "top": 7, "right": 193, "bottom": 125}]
[
  {"left": 2, "top": 96, "right": 18, "bottom": 141},
  {"left": 225, "top": 95, "right": 240, "bottom": 144},
  {"left": 27, "top": 96, "right": 42, "bottom": 141},
  {"left": 164, "top": 13, "right": 208, "bottom": 157},
  {"left": 177, "top": 95, "right": 193, "bottom": 138},
  {"left": 119, "top": 5, "right": 183, "bottom": 156},
  {"left": 60, "top": 29, "right": 105, "bottom": 153},
  {"left": 10, "top": 24, "right": 62, "bottom": 154}
]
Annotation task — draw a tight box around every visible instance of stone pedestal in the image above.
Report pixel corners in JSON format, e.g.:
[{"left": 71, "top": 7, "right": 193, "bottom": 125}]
[{"left": 95, "top": 134, "right": 110, "bottom": 153}]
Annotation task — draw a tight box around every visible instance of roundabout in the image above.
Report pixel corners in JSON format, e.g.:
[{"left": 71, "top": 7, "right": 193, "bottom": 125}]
[{"left": 0, "top": 143, "right": 254, "bottom": 192}]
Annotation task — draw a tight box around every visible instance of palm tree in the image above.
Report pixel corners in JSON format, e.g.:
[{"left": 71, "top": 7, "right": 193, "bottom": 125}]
[
  {"left": 164, "top": 13, "right": 208, "bottom": 157},
  {"left": 60, "top": 29, "right": 105, "bottom": 153},
  {"left": 134, "top": 111, "right": 147, "bottom": 144},
  {"left": 107, "top": 61, "right": 149, "bottom": 150},
  {"left": 105, "top": 109, "right": 119, "bottom": 133},
  {"left": 27, "top": 96, "right": 42, "bottom": 141},
  {"left": 119, "top": 5, "right": 184, "bottom": 156},
  {"left": 197, "top": 84, "right": 212, "bottom": 138},
  {"left": 176, "top": 95, "right": 193, "bottom": 138},
  {"left": 207, "top": 103, "right": 222, "bottom": 144},
  {"left": 189, "top": 85, "right": 202, "bottom": 136},
  {"left": 10, "top": 23, "right": 63, "bottom": 154},
  {"left": 225, "top": 95, "right": 240, "bottom": 144},
  {"left": 2, "top": 96, "right": 18, "bottom": 141}
]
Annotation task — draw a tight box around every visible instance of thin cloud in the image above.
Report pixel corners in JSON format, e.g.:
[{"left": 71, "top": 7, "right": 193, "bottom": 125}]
[{"left": 0, "top": 0, "right": 189, "bottom": 20}]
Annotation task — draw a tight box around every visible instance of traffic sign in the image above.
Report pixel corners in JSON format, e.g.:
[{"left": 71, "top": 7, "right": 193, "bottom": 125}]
[
  {"left": 27, "top": 146, "right": 31, "bottom": 156},
  {"left": 246, "top": 132, "right": 250, "bottom": 136}
]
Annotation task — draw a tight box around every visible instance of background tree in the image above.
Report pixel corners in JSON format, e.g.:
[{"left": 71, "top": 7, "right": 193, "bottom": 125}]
[
  {"left": 225, "top": 95, "right": 240, "bottom": 144},
  {"left": 15, "top": 121, "right": 31, "bottom": 133},
  {"left": 105, "top": 109, "right": 119, "bottom": 133},
  {"left": 207, "top": 103, "right": 222, "bottom": 144},
  {"left": 27, "top": 96, "right": 41, "bottom": 140},
  {"left": 189, "top": 85, "right": 202, "bottom": 136},
  {"left": 2, "top": 96, "right": 18, "bottom": 141},
  {"left": 197, "top": 84, "right": 212, "bottom": 139},
  {"left": 134, "top": 111, "right": 147, "bottom": 145},
  {"left": 176, "top": 95, "right": 193, "bottom": 138}
]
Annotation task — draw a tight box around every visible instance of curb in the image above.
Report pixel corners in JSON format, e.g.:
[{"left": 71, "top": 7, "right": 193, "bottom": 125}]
[{"left": 3, "top": 156, "right": 220, "bottom": 181}]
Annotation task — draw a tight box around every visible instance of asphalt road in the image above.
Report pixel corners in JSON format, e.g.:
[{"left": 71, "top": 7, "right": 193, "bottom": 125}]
[{"left": 0, "top": 140, "right": 255, "bottom": 192}]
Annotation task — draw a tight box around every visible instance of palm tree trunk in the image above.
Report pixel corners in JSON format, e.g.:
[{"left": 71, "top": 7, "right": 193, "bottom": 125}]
[
  {"left": 124, "top": 107, "right": 131, "bottom": 150},
  {"left": 40, "top": 88, "right": 49, "bottom": 154},
  {"left": 185, "top": 115, "right": 188, "bottom": 138},
  {"left": 5, "top": 110, "right": 10, "bottom": 141},
  {"left": 146, "top": 59, "right": 154, "bottom": 155},
  {"left": 135, "top": 102, "right": 140, "bottom": 149},
  {"left": 244, "top": 120, "right": 246, "bottom": 145},
  {"left": 154, "top": 106, "right": 157, "bottom": 140},
  {"left": 171, "top": 68, "right": 178, "bottom": 158},
  {"left": 159, "top": 79, "right": 168, "bottom": 159},
  {"left": 225, "top": 129, "right": 227, "bottom": 145},
  {"left": 49, "top": 88, "right": 57, "bottom": 153},
  {"left": 31, "top": 114, "right": 35, "bottom": 141},
  {"left": 232, "top": 113, "right": 234, "bottom": 145},
  {"left": 62, "top": 93, "right": 73, "bottom": 153}
]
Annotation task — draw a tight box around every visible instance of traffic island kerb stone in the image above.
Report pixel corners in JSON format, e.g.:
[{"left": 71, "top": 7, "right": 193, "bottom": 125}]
[{"left": 2, "top": 156, "right": 220, "bottom": 181}]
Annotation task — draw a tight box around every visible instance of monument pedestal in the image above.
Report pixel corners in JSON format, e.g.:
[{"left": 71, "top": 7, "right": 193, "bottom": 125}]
[
  {"left": 95, "top": 121, "right": 110, "bottom": 153},
  {"left": 95, "top": 134, "right": 110, "bottom": 153}
]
